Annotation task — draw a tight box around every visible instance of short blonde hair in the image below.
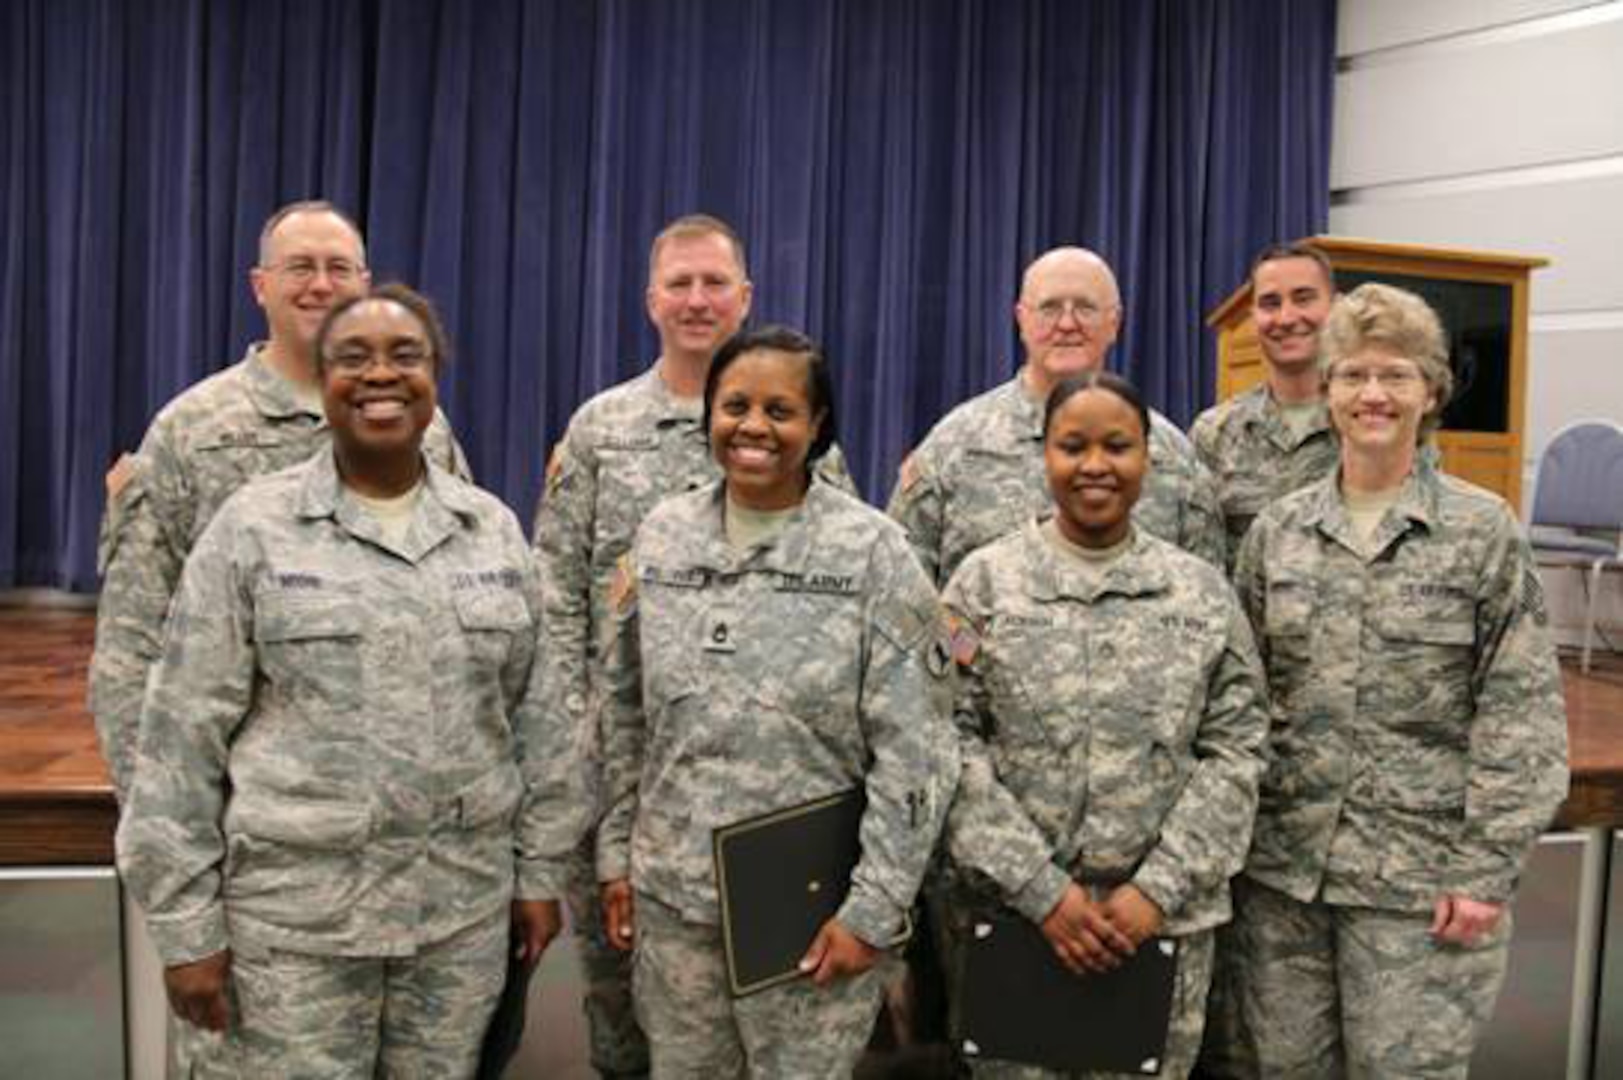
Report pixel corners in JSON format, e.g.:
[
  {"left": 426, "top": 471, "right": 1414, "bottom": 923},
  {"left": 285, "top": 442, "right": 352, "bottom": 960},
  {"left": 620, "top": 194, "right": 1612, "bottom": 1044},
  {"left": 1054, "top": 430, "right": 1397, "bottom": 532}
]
[{"left": 1321, "top": 282, "right": 1453, "bottom": 441}]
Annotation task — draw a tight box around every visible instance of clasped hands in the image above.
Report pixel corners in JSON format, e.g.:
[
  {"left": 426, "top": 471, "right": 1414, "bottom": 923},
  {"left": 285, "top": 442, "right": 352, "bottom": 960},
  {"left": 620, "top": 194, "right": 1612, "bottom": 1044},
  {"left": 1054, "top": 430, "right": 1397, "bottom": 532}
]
[{"left": 1039, "top": 881, "right": 1163, "bottom": 976}]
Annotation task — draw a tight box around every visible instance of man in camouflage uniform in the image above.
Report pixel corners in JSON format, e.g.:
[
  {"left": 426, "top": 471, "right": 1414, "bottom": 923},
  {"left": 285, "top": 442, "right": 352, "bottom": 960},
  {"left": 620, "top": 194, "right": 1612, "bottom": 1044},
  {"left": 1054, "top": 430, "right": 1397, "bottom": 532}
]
[
  {"left": 533, "top": 215, "right": 852, "bottom": 1078},
  {"left": 116, "top": 445, "right": 588, "bottom": 1075},
  {"left": 595, "top": 475, "right": 960, "bottom": 1077},
  {"left": 940, "top": 519, "right": 1268, "bottom": 1078},
  {"left": 1221, "top": 284, "right": 1569, "bottom": 1078},
  {"left": 1190, "top": 241, "right": 1340, "bottom": 568},
  {"left": 887, "top": 247, "right": 1226, "bottom": 586},
  {"left": 89, "top": 200, "right": 470, "bottom": 801}
]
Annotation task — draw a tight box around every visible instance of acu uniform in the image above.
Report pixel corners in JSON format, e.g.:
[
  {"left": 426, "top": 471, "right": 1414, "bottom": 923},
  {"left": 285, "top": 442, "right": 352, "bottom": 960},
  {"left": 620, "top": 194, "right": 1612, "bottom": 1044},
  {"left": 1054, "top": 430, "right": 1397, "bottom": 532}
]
[
  {"left": 90, "top": 344, "right": 470, "bottom": 800},
  {"left": 1189, "top": 385, "right": 1338, "bottom": 569},
  {"left": 887, "top": 376, "right": 1226, "bottom": 587},
  {"left": 941, "top": 523, "right": 1268, "bottom": 1079},
  {"left": 1226, "top": 467, "right": 1569, "bottom": 1078},
  {"left": 597, "top": 481, "right": 960, "bottom": 1079},
  {"left": 533, "top": 366, "right": 853, "bottom": 1078},
  {"left": 117, "top": 451, "right": 588, "bottom": 1077}
]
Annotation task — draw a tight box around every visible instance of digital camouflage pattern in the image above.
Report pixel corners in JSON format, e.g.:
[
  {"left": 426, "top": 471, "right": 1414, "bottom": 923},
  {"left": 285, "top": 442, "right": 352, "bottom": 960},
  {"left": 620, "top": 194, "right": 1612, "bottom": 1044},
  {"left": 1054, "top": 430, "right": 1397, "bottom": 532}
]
[
  {"left": 1189, "top": 385, "right": 1338, "bottom": 569},
  {"left": 940, "top": 522, "right": 1267, "bottom": 935},
  {"left": 1232, "top": 466, "right": 1568, "bottom": 911},
  {"left": 887, "top": 376, "right": 1226, "bottom": 588},
  {"left": 89, "top": 345, "right": 470, "bottom": 800},
  {"left": 596, "top": 480, "right": 960, "bottom": 948},
  {"left": 116, "top": 450, "right": 588, "bottom": 970},
  {"left": 533, "top": 365, "right": 854, "bottom": 1077},
  {"left": 192, "top": 909, "right": 509, "bottom": 1077},
  {"left": 1223, "top": 879, "right": 1511, "bottom": 1079},
  {"left": 633, "top": 893, "right": 896, "bottom": 1078}
]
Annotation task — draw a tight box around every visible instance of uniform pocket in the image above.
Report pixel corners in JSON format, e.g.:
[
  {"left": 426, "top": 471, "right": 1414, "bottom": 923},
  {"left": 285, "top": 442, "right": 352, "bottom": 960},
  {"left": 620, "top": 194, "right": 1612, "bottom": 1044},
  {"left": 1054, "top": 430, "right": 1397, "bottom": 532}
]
[
  {"left": 223, "top": 789, "right": 374, "bottom": 927},
  {"left": 456, "top": 588, "right": 533, "bottom": 672},
  {"left": 253, "top": 593, "right": 365, "bottom": 710}
]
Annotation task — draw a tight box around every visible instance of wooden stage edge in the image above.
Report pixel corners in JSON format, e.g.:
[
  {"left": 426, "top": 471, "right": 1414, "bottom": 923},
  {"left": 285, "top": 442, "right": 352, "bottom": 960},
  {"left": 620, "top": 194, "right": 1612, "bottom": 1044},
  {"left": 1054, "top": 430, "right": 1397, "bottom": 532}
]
[{"left": 3, "top": 609, "right": 1622, "bottom": 865}]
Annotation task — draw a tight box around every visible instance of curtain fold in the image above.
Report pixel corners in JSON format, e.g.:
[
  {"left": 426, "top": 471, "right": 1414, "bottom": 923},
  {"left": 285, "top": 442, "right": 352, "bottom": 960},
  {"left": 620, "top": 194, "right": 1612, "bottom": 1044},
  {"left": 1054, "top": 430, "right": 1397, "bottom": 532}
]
[{"left": 0, "top": 0, "right": 1335, "bottom": 591}]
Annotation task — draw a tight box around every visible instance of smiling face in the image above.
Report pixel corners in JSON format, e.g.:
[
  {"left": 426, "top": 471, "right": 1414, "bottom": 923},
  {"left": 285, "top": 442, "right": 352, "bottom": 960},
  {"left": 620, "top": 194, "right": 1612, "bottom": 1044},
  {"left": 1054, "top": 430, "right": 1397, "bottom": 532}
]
[
  {"left": 646, "top": 231, "right": 753, "bottom": 367},
  {"left": 1044, "top": 386, "right": 1148, "bottom": 549},
  {"left": 1325, "top": 344, "right": 1437, "bottom": 460},
  {"left": 708, "top": 348, "right": 822, "bottom": 511},
  {"left": 319, "top": 298, "right": 438, "bottom": 463},
  {"left": 1252, "top": 255, "right": 1333, "bottom": 375},
  {"left": 251, "top": 210, "right": 370, "bottom": 361}
]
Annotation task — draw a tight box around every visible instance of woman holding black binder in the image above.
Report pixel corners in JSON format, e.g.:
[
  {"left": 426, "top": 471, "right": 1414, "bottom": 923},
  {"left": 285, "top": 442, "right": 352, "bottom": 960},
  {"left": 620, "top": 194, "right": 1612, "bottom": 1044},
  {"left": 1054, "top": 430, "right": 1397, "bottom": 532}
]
[
  {"left": 938, "top": 371, "right": 1268, "bottom": 1078},
  {"left": 594, "top": 325, "right": 960, "bottom": 1078}
]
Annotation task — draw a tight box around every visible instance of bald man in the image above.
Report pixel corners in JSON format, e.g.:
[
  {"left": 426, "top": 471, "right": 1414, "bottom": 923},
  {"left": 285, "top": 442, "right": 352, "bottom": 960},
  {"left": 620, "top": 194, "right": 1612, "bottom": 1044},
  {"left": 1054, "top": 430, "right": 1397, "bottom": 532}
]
[{"left": 888, "top": 246, "right": 1224, "bottom": 587}]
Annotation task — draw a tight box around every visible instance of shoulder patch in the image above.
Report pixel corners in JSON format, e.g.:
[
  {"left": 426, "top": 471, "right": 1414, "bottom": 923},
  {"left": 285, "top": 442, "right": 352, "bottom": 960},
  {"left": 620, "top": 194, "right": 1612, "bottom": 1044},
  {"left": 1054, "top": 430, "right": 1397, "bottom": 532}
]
[
  {"left": 898, "top": 452, "right": 922, "bottom": 494},
  {"left": 946, "top": 610, "right": 981, "bottom": 667},
  {"left": 609, "top": 553, "right": 638, "bottom": 614},
  {"left": 544, "top": 443, "right": 566, "bottom": 495},
  {"left": 105, "top": 452, "right": 137, "bottom": 499}
]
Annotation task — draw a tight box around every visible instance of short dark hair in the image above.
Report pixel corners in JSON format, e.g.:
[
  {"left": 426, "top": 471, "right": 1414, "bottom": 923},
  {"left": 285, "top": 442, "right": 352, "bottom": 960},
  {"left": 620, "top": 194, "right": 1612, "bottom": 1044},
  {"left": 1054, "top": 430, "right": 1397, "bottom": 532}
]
[
  {"left": 258, "top": 200, "right": 367, "bottom": 266},
  {"left": 314, "top": 282, "right": 451, "bottom": 376},
  {"left": 649, "top": 213, "right": 749, "bottom": 283},
  {"left": 703, "top": 324, "right": 838, "bottom": 467},
  {"left": 1249, "top": 240, "right": 1335, "bottom": 294},
  {"left": 1043, "top": 370, "right": 1151, "bottom": 444}
]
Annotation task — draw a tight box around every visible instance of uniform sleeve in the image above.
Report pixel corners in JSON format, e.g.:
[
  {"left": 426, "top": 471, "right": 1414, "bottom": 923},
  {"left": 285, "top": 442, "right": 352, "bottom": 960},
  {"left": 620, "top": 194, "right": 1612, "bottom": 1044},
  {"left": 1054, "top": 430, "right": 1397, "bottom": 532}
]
[
  {"left": 1189, "top": 408, "right": 1221, "bottom": 475},
  {"left": 531, "top": 423, "right": 602, "bottom": 819},
  {"left": 1448, "top": 512, "right": 1570, "bottom": 902},
  {"left": 1179, "top": 456, "right": 1229, "bottom": 571},
  {"left": 885, "top": 441, "right": 946, "bottom": 588},
  {"left": 1130, "top": 590, "right": 1269, "bottom": 919},
  {"left": 88, "top": 425, "right": 196, "bottom": 802},
  {"left": 813, "top": 443, "right": 861, "bottom": 497},
  {"left": 113, "top": 510, "right": 254, "bottom": 966},
  {"left": 939, "top": 568, "right": 1073, "bottom": 925},
  {"left": 593, "top": 555, "right": 644, "bottom": 884},
  {"left": 835, "top": 538, "right": 961, "bottom": 946},
  {"left": 510, "top": 544, "right": 594, "bottom": 900}
]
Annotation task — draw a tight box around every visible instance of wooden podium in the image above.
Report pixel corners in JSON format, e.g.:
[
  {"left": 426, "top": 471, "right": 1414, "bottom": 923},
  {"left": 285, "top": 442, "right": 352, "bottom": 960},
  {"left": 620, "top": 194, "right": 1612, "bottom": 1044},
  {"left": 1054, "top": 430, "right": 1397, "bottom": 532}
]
[{"left": 1206, "top": 236, "right": 1547, "bottom": 510}]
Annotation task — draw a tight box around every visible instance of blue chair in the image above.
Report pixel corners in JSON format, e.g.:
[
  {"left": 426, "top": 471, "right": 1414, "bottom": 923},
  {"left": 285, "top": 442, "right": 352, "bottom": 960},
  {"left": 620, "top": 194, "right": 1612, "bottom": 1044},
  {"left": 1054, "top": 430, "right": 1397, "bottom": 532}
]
[{"left": 1528, "top": 420, "right": 1623, "bottom": 672}]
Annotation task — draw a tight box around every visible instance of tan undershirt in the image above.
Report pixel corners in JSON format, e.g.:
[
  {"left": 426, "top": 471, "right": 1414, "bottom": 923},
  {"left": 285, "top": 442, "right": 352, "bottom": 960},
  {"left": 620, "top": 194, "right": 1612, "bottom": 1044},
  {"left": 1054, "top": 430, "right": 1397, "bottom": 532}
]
[
  {"left": 1277, "top": 399, "right": 1322, "bottom": 442},
  {"left": 1341, "top": 482, "right": 1403, "bottom": 551},
  {"left": 726, "top": 494, "right": 797, "bottom": 551},
  {"left": 1041, "top": 518, "right": 1132, "bottom": 586},
  {"left": 350, "top": 480, "right": 423, "bottom": 549},
  {"left": 289, "top": 377, "right": 324, "bottom": 418}
]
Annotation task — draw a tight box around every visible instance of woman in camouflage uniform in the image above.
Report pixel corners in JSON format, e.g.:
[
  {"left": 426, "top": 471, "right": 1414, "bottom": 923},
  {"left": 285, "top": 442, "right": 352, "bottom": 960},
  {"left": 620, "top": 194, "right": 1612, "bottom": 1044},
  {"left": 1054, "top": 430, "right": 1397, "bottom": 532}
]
[
  {"left": 595, "top": 325, "right": 960, "bottom": 1078},
  {"left": 939, "top": 370, "right": 1269, "bottom": 1078},
  {"left": 117, "top": 285, "right": 587, "bottom": 1077},
  {"left": 1223, "top": 283, "right": 1569, "bottom": 1078}
]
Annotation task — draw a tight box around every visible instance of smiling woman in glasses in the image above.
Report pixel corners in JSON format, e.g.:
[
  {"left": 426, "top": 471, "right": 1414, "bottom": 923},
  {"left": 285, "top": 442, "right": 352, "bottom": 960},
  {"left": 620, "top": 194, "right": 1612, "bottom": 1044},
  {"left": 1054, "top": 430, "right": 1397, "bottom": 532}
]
[
  {"left": 1217, "top": 282, "right": 1569, "bottom": 1078},
  {"left": 116, "top": 283, "right": 588, "bottom": 1078}
]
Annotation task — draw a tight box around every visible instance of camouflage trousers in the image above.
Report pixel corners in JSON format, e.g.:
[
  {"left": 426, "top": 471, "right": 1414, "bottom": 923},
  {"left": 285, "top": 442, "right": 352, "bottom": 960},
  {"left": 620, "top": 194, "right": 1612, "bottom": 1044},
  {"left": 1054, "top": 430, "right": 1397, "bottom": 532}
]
[
  {"left": 1216, "top": 878, "right": 1511, "bottom": 1079},
  {"left": 948, "top": 918, "right": 1215, "bottom": 1080},
  {"left": 633, "top": 892, "right": 894, "bottom": 1079},
  {"left": 568, "top": 835, "right": 652, "bottom": 1078},
  {"left": 179, "top": 911, "right": 508, "bottom": 1078}
]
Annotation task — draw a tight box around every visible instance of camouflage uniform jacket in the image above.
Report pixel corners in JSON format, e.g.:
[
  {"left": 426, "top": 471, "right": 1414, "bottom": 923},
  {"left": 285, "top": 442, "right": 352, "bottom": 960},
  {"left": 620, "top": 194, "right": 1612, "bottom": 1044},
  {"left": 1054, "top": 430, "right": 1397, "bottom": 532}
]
[
  {"left": 1233, "top": 467, "right": 1570, "bottom": 910},
  {"left": 533, "top": 364, "right": 853, "bottom": 789},
  {"left": 90, "top": 344, "right": 470, "bottom": 799},
  {"left": 886, "top": 374, "right": 1226, "bottom": 587},
  {"left": 115, "top": 451, "right": 587, "bottom": 967},
  {"left": 596, "top": 480, "right": 960, "bottom": 947},
  {"left": 1190, "top": 384, "right": 1338, "bottom": 568},
  {"left": 942, "top": 522, "right": 1268, "bottom": 934}
]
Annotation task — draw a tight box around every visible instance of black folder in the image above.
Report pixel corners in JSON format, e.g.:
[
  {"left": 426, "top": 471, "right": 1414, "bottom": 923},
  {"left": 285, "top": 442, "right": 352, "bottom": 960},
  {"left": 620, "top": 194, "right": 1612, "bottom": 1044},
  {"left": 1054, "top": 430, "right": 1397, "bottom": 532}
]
[
  {"left": 954, "top": 912, "right": 1178, "bottom": 1074},
  {"left": 475, "top": 950, "right": 534, "bottom": 1079},
  {"left": 714, "top": 787, "right": 906, "bottom": 997}
]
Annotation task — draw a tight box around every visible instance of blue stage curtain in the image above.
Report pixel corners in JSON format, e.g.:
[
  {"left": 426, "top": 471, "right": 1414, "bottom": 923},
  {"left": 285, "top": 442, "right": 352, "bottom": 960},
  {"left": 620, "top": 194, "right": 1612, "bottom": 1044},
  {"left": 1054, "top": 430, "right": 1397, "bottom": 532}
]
[{"left": 0, "top": 0, "right": 1335, "bottom": 592}]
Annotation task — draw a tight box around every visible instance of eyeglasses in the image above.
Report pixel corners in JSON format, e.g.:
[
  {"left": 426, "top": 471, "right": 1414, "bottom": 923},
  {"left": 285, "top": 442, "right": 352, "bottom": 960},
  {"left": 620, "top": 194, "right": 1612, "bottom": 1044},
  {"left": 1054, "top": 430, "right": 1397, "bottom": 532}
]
[
  {"left": 267, "top": 257, "right": 364, "bottom": 285},
  {"left": 1329, "top": 365, "right": 1424, "bottom": 391},
  {"left": 1031, "top": 298, "right": 1110, "bottom": 328},
  {"left": 326, "top": 345, "right": 432, "bottom": 375}
]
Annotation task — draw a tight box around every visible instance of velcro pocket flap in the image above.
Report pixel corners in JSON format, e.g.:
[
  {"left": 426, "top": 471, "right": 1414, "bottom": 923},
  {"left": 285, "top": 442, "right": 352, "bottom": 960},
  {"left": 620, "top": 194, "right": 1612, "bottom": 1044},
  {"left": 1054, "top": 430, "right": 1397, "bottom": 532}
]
[
  {"left": 229, "top": 790, "right": 373, "bottom": 849},
  {"left": 255, "top": 595, "right": 363, "bottom": 643},
  {"left": 455, "top": 589, "right": 533, "bottom": 632}
]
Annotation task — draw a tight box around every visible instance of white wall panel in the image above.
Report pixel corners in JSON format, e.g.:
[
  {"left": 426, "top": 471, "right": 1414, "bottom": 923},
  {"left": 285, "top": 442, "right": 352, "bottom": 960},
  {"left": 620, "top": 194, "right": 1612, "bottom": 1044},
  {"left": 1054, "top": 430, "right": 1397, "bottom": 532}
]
[
  {"left": 1331, "top": 16, "right": 1623, "bottom": 189},
  {"left": 1338, "top": 0, "right": 1610, "bottom": 57},
  {"left": 1328, "top": 171, "right": 1623, "bottom": 313}
]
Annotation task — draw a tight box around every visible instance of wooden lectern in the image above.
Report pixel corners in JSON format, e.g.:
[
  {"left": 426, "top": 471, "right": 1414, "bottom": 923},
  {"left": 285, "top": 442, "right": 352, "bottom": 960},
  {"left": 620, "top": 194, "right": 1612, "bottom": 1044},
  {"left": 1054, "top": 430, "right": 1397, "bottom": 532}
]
[{"left": 1206, "top": 236, "right": 1547, "bottom": 510}]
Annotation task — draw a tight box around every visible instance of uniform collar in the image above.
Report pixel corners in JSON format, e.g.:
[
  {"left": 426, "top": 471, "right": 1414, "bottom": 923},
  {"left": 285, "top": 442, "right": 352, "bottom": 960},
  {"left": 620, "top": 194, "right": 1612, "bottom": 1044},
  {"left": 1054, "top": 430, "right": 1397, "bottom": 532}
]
[
  {"left": 1245, "top": 383, "right": 1332, "bottom": 451},
  {"left": 1023, "top": 518, "right": 1169, "bottom": 603},
  {"left": 295, "top": 448, "right": 478, "bottom": 562},
  {"left": 640, "top": 362, "right": 706, "bottom": 427},
  {"left": 1002, "top": 372, "right": 1047, "bottom": 443},
  {"left": 1304, "top": 462, "right": 1440, "bottom": 557},
  {"left": 674, "top": 480, "right": 837, "bottom": 578},
  {"left": 243, "top": 342, "right": 324, "bottom": 422}
]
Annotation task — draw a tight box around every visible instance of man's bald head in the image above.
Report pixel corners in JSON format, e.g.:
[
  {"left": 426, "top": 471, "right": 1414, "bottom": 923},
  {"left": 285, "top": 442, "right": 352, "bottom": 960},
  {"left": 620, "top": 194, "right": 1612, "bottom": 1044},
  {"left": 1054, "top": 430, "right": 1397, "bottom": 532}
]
[{"left": 1015, "top": 247, "right": 1123, "bottom": 395}]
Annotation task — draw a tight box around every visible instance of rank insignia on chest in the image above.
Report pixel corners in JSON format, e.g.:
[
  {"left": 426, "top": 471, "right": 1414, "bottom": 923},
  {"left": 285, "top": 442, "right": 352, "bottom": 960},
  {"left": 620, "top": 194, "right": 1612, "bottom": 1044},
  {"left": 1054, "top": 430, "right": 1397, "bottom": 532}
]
[{"left": 703, "top": 608, "right": 738, "bottom": 653}]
